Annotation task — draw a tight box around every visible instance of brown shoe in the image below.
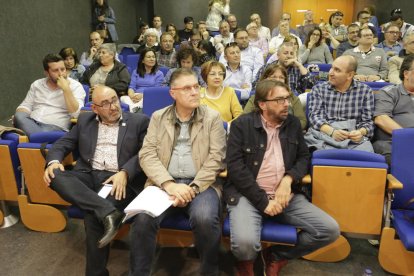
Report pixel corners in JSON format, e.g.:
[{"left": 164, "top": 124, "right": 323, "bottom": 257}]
[
  {"left": 262, "top": 249, "right": 288, "bottom": 276},
  {"left": 235, "top": 260, "right": 254, "bottom": 276}
]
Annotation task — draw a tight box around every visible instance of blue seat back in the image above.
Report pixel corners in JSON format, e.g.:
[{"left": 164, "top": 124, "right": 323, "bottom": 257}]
[
  {"left": 363, "top": 81, "right": 392, "bottom": 91},
  {"left": 126, "top": 54, "right": 140, "bottom": 75},
  {"left": 159, "top": 66, "right": 169, "bottom": 76},
  {"left": 391, "top": 129, "right": 414, "bottom": 210},
  {"left": 142, "top": 87, "right": 174, "bottom": 117},
  {"left": 0, "top": 133, "right": 21, "bottom": 191},
  {"left": 312, "top": 149, "right": 388, "bottom": 169}
]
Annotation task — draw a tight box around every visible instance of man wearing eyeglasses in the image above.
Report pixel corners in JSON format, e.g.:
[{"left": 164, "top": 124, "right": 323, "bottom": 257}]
[
  {"left": 336, "top": 23, "right": 360, "bottom": 57},
  {"left": 305, "top": 55, "right": 375, "bottom": 152},
  {"left": 133, "top": 68, "right": 226, "bottom": 276},
  {"left": 225, "top": 79, "right": 339, "bottom": 275},
  {"left": 376, "top": 24, "right": 402, "bottom": 59},
  {"left": 43, "top": 85, "right": 149, "bottom": 275}
]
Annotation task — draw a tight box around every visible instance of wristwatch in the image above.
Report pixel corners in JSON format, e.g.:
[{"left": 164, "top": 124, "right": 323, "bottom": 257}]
[{"left": 190, "top": 184, "right": 200, "bottom": 195}]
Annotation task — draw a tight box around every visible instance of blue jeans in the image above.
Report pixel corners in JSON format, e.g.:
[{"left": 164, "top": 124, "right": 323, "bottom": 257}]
[
  {"left": 129, "top": 186, "right": 221, "bottom": 276},
  {"left": 227, "top": 194, "right": 340, "bottom": 261},
  {"left": 13, "top": 111, "right": 64, "bottom": 137}
]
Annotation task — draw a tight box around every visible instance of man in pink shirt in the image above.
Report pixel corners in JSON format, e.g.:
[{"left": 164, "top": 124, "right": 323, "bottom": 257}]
[{"left": 225, "top": 79, "right": 339, "bottom": 275}]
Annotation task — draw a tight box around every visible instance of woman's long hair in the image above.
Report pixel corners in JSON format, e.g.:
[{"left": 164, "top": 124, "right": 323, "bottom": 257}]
[{"left": 137, "top": 48, "right": 158, "bottom": 77}]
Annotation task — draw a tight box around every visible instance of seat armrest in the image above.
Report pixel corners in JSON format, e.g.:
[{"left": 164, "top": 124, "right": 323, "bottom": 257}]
[
  {"left": 387, "top": 174, "right": 403, "bottom": 190},
  {"left": 218, "top": 170, "right": 227, "bottom": 178},
  {"left": 301, "top": 174, "right": 311, "bottom": 185}
]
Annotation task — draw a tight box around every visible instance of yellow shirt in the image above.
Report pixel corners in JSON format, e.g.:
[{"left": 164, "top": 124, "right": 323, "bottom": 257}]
[{"left": 200, "top": 86, "right": 243, "bottom": 122}]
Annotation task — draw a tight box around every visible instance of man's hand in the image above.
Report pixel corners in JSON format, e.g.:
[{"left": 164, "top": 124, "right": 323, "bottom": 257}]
[
  {"left": 284, "top": 58, "right": 299, "bottom": 67},
  {"left": 349, "top": 130, "right": 364, "bottom": 143},
  {"left": 104, "top": 171, "right": 128, "bottom": 200},
  {"left": 43, "top": 162, "right": 65, "bottom": 186},
  {"left": 89, "top": 46, "right": 98, "bottom": 57},
  {"left": 264, "top": 200, "right": 283, "bottom": 216},
  {"left": 98, "top": 15, "right": 105, "bottom": 22},
  {"left": 332, "top": 129, "right": 350, "bottom": 141},
  {"left": 367, "top": 75, "right": 381, "bottom": 82},
  {"left": 274, "top": 175, "right": 293, "bottom": 208},
  {"left": 162, "top": 181, "right": 195, "bottom": 207},
  {"left": 57, "top": 76, "right": 70, "bottom": 91},
  {"left": 354, "top": 74, "right": 367, "bottom": 82}
]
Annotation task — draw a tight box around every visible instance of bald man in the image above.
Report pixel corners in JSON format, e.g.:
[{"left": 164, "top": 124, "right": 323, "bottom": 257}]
[
  {"left": 44, "top": 85, "right": 149, "bottom": 275},
  {"left": 306, "top": 55, "right": 375, "bottom": 151}
]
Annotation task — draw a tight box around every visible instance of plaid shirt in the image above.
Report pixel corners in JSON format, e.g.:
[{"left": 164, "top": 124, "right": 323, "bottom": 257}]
[
  {"left": 308, "top": 80, "right": 375, "bottom": 137},
  {"left": 156, "top": 49, "right": 177, "bottom": 68}
]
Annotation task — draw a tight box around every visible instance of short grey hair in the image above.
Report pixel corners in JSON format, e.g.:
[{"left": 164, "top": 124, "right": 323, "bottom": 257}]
[
  {"left": 144, "top": 28, "right": 160, "bottom": 43},
  {"left": 99, "top": 43, "right": 116, "bottom": 56}
]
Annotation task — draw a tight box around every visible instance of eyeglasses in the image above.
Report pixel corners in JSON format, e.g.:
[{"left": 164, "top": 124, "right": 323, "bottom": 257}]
[
  {"left": 361, "top": 17, "right": 371, "bottom": 20},
  {"left": 386, "top": 31, "right": 400, "bottom": 35},
  {"left": 93, "top": 97, "right": 119, "bottom": 110},
  {"left": 264, "top": 96, "right": 291, "bottom": 105},
  {"left": 208, "top": 72, "right": 225, "bottom": 77},
  {"left": 170, "top": 84, "right": 201, "bottom": 94},
  {"left": 361, "top": 34, "right": 374, "bottom": 37}
]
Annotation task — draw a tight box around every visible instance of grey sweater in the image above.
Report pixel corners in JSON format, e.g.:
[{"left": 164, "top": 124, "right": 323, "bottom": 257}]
[{"left": 299, "top": 43, "right": 333, "bottom": 64}]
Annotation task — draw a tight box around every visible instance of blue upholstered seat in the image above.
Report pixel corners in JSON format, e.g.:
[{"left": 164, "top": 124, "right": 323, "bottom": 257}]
[{"left": 392, "top": 210, "right": 414, "bottom": 251}]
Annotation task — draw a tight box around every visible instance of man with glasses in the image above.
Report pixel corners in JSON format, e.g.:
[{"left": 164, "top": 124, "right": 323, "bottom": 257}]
[
  {"left": 225, "top": 79, "right": 339, "bottom": 275},
  {"left": 343, "top": 28, "right": 388, "bottom": 81},
  {"left": 388, "top": 32, "right": 414, "bottom": 84},
  {"left": 227, "top": 14, "right": 238, "bottom": 33},
  {"left": 327, "top": 11, "right": 347, "bottom": 43},
  {"left": 376, "top": 24, "right": 402, "bottom": 59},
  {"left": 374, "top": 54, "right": 414, "bottom": 164},
  {"left": 306, "top": 55, "right": 375, "bottom": 151},
  {"left": 337, "top": 23, "right": 360, "bottom": 57},
  {"left": 43, "top": 85, "right": 149, "bottom": 275},
  {"left": 132, "top": 68, "right": 226, "bottom": 276}
]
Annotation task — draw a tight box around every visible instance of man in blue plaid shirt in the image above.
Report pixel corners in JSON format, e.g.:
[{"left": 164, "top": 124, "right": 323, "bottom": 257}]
[{"left": 305, "top": 55, "right": 375, "bottom": 151}]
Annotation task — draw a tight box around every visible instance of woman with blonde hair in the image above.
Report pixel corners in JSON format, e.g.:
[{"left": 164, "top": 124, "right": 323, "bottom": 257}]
[{"left": 206, "top": 0, "right": 230, "bottom": 32}]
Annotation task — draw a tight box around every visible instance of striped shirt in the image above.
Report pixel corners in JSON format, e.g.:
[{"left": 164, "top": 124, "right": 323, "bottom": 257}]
[{"left": 308, "top": 80, "right": 375, "bottom": 137}]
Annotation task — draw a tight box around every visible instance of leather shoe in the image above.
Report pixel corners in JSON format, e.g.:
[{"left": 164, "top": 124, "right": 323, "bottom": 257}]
[
  {"left": 98, "top": 209, "right": 125, "bottom": 248},
  {"left": 262, "top": 248, "right": 288, "bottom": 276}
]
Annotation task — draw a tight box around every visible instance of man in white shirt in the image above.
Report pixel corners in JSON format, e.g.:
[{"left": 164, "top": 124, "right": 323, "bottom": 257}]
[
  {"left": 250, "top": 13, "right": 271, "bottom": 41},
  {"left": 79, "top": 31, "right": 104, "bottom": 67},
  {"left": 152, "top": 15, "right": 163, "bottom": 39},
  {"left": 14, "top": 54, "right": 85, "bottom": 136},
  {"left": 220, "top": 29, "right": 264, "bottom": 82},
  {"left": 213, "top": 20, "right": 234, "bottom": 54},
  {"left": 223, "top": 43, "right": 252, "bottom": 100}
]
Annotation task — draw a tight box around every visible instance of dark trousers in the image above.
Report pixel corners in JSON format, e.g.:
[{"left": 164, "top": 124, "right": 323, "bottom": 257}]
[
  {"left": 129, "top": 186, "right": 221, "bottom": 276},
  {"left": 50, "top": 169, "right": 137, "bottom": 276}
]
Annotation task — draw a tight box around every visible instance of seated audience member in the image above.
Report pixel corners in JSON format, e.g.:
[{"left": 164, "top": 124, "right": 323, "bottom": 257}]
[
  {"left": 305, "top": 55, "right": 374, "bottom": 151},
  {"left": 200, "top": 61, "right": 243, "bottom": 122},
  {"left": 178, "top": 16, "right": 194, "bottom": 42},
  {"left": 244, "top": 64, "right": 307, "bottom": 130},
  {"left": 247, "top": 22, "right": 269, "bottom": 59},
  {"left": 136, "top": 28, "right": 160, "bottom": 54},
  {"left": 269, "top": 20, "right": 302, "bottom": 55},
  {"left": 212, "top": 20, "right": 234, "bottom": 54},
  {"left": 336, "top": 24, "right": 360, "bottom": 57},
  {"left": 250, "top": 13, "right": 271, "bottom": 41},
  {"left": 206, "top": 0, "right": 230, "bottom": 32},
  {"left": 388, "top": 32, "right": 414, "bottom": 84},
  {"left": 271, "top": 12, "right": 299, "bottom": 37},
  {"left": 222, "top": 42, "right": 252, "bottom": 100},
  {"left": 373, "top": 54, "right": 414, "bottom": 164},
  {"left": 227, "top": 14, "right": 238, "bottom": 33},
  {"left": 355, "top": 10, "right": 378, "bottom": 44},
  {"left": 298, "top": 10, "right": 318, "bottom": 42},
  {"left": 82, "top": 43, "right": 130, "bottom": 98},
  {"left": 376, "top": 24, "right": 402, "bottom": 59},
  {"left": 44, "top": 85, "right": 149, "bottom": 276},
  {"left": 80, "top": 31, "right": 104, "bottom": 67},
  {"left": 389, "top": 13, "right": 414, "bottom": 40},
  {"left": 132, "top": 68, "right": 226, "bottom": 276},
  {"left": 197, "top": 21, "right": 214, "bottom": 43},
  {"left": 152, "top": 15, "right": 163, "bottom": 39},
  {"left": 131, "top": 22, "right": 149, "bottom": 45},
  {"left": 220, "top": 29, "right": 264, "bottom": 82},
  {"left": 179, "top": 30, "right": 202, "bottom": 51},
  {"left": 14, "top": 54, "right": 85, "bottom": 136},
  {"left": 156, "top": 33, "right": 177, "bottom": 68},
  {"left": 326, "top": 11, "right": 347, "bottom": 44},
  {"left": 299, "top": 26, "right": 333, "bottom": 64},
  {"left": 122, "top": 48, "right": 163, "bottom": 112},
  {"left": 163, "top": 48, "right": 205, "bottom": 86},
  {"left": 59, "top": 47, "right": 86, "bottom": 81},
  {"left": 254, "top": 42, "right": 309, "bottom": 95},
  {"left": 225, "top": 79, "right": 339, "bottom": 276},
  {"left": 197, "top": 39, "right": 217, "bottom": 66},
  {"left": 165, "top": 23, "right": 181, "bottom": 46},
  {"left": 343, "top": 28, "right": 388, "bottom": 81},
  {"left": 266, "top": 35, "right": 300, "bottom": 64},
  {"left": 364, "top": 5, "right": 379, "bottom": 29}
]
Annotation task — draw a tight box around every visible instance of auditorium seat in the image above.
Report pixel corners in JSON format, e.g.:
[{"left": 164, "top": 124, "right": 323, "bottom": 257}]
[
  {"left": 159, "top": 66, "right": 170, "bottom": 76},
  {"left": 126, "top": 54, "right": 140, "bottom": 75},
  {"left": 378, "top": 129, "right": 414, "bottom": 275},
  {"left": 142, "top": 87, "right": 174, "bottom": 117}
]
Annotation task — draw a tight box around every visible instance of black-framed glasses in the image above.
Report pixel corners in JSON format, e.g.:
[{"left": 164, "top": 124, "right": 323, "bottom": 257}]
[
  {"left": 386, "top": 31, "right": 400, "bottom": 35},
  {"left": 93, "top": 96, "right": 119, "bottom": 109},
  {"left": 170, "top": 84, "right": 201, "bottom": 94},
  {"left": 264, "top": 96, "right": 291, "bottom": 105}
]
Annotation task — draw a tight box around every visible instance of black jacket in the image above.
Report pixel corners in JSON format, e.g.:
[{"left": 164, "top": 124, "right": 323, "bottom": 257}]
[
  {"left": 224, "top": 112, "right": 310, "bottom": 212},
  {"left": 82, "top": 60, "right": 130, "bottom": 97}
]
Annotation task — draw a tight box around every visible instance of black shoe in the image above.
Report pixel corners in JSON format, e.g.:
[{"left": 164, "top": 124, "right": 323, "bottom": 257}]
[{"left": 98, "top": 209, "right": 125, "bottom": 248}]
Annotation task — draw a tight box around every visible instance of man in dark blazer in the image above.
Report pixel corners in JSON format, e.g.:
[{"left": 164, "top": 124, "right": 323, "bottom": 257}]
[{"left": 43, "top": 85, "right": 149, "bottom": 276}]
